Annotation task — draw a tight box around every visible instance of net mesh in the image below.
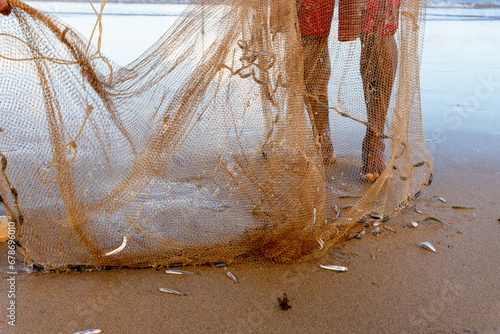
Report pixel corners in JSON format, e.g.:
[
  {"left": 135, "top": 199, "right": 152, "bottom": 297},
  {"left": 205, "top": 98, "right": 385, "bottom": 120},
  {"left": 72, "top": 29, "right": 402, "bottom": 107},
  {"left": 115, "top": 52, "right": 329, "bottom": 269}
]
[{"left": 0, "top": 0, "right": 431, "bottom": 269}]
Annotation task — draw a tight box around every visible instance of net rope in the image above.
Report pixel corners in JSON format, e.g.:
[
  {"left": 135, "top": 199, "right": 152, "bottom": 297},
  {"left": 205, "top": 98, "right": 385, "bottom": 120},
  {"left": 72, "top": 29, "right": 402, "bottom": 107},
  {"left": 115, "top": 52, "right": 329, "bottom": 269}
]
[{"left": 0, "top": 0, "right": 432, "bottom": 269}]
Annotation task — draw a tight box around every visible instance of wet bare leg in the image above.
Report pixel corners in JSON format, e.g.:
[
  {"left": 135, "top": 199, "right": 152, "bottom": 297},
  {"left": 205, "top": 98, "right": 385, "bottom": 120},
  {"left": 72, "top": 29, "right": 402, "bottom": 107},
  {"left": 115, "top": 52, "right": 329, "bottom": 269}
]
[
  {"left": 360, "top": 33, "right": 397, "bottom": 180},
  {"left": 305, "top": 93, "right": 336, "bottom": 164},
  {"left": 302, "top": 36, "right": 336, "bottom": 165}
]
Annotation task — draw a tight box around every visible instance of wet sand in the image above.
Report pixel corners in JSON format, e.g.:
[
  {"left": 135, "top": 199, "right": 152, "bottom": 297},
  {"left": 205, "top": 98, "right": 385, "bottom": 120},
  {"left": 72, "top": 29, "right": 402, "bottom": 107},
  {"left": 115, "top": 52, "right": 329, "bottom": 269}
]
[{"left": 1, "top": 15, "right": 500, "bottom": 334}]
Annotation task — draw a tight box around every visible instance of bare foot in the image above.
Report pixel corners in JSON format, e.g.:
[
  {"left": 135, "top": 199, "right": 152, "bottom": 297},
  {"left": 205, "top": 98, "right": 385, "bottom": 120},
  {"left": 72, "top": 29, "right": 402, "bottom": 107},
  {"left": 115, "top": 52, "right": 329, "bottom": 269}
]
[
  {"left": 319, "top": 134, "right": 336, "bottom": 165},
  {"left": 361, "top": 131, "right": 388, "bottom": 181}
]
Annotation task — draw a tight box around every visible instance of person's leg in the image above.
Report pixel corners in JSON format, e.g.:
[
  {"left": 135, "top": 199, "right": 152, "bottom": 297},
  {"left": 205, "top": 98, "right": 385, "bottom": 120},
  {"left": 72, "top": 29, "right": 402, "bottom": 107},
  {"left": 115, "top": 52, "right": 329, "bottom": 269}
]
[
  {"left": 359, "top": 32, "right": 397, "bottom": 181},
  {"left": 302, "top": 35, "right": 336, "bottom": 165},
  {"left": 0, "top": 0, "right": 10, "bottom": 16}
]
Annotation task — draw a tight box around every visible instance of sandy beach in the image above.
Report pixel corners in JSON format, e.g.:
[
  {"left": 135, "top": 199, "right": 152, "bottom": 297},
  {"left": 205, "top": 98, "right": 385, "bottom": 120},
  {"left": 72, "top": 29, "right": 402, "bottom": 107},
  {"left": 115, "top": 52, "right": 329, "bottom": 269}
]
[{"left": 1, "top": 3, "right": 500, "bottom": 334}]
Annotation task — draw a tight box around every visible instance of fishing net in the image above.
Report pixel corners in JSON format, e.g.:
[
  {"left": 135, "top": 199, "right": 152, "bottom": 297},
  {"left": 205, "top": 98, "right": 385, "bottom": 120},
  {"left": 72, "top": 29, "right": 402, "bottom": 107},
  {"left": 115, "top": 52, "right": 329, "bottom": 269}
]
[{"left": 0, "top": 0, "right": 431, "bottom": 269}]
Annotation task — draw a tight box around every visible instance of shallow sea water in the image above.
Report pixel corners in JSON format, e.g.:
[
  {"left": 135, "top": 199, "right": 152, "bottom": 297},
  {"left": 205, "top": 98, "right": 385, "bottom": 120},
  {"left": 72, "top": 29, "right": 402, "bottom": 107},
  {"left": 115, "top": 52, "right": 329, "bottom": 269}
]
[{"left": 20, "top": 1, "right": 500, "bottom": 66}]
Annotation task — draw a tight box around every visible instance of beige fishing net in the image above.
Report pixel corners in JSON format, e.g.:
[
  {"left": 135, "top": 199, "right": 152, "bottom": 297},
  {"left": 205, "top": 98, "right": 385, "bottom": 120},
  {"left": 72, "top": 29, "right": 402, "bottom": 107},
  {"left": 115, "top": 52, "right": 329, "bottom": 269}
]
[{"left": 0, "top": 0, "right": 431, "bottom": 269}]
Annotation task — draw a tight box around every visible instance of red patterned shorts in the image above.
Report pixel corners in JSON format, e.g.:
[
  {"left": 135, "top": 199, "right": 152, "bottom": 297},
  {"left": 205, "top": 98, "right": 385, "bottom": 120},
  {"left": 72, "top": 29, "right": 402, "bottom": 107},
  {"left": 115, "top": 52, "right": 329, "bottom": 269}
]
[{"left": 297, "top": 0, "right": 401, "bottom": 40}]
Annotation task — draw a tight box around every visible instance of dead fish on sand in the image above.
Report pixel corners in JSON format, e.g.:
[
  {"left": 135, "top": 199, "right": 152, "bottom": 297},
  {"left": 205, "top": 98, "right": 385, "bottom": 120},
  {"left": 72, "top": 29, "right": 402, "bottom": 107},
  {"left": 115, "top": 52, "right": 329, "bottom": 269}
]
[
  {"left": 420, "top": 241, "right": 436, "bottom": 252},
  {"left": 371, "top": 227, "right": 382, "bottom": 234},
  {"left": 451, "top": 205, "right": 475, "bottom": 210},
  {"left": 348, "top": 230, "right": 365, "bottom": 240},
  {"left": 319, "top": 264, "right": 348, "bottom": 272},
  {"left": 227, "top": 271, "right": 239, "bottom": 283},
  {"left": 355, "top": 230, "right": 365, "bottom": 238},
  {"left": 103, "top": 236, "right": 127, "bottom": 256},
  {"left": 214, "top": 262, "right": 228, "bottom": 268},
  {"left": 333, "top": 205, "right": 341, "bottom": 219},
  {"left": 164, "top": 269, "right": 198, "bottom": 275},
  {"left": 71, "top": 330, "right": 102, "bottom": 334},
  {"left": 384, "top": 226, "right": 396, "bottom": 232},
  {"left": 159, "top": 288, "right": 187, "bottom": 296},
  {"left": 438, "top": 197, "right": 447, "bottom": 203},
  {"left": 424, "top": 217, "right": 444, "bottom": 224}
]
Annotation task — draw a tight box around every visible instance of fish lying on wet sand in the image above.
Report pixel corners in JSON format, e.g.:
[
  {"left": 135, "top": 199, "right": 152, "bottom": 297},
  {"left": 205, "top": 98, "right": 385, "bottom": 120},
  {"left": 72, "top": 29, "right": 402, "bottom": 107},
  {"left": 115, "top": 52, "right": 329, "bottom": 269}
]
[
  {"left": 103, "top": 236, "right": 127, "bottom": 256},
  {"left": 319, "top": 264, "right": 348, "bottom": 272},
  {"left": 164, "top": 269, "right": 198, "bottom": 275},
  {"left": 159, "top": 288, "right": 187, "bottom": 296},
  {"left": 226, "top": 271, "right": 239, "bottom": 283},
  {"left": 71, "top": 330, "right": 102, "bottom": 334},
  {"left": 420, "top": 241, "right": 436, "bottom": 252}
]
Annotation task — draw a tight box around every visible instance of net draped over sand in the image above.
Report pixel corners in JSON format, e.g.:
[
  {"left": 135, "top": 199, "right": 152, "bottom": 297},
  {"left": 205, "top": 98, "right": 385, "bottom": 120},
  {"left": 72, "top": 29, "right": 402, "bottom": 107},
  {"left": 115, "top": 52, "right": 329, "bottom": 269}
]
[{"left": 0, "top": 0, "right": 432, "bottom": 269}]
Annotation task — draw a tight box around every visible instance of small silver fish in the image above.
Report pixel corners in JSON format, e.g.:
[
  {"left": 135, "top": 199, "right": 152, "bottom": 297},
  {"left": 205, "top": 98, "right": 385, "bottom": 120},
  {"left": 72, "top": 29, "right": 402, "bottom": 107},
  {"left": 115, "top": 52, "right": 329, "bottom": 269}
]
[
  {"left": 227, "top": 271, "right": 239, "bottom": 283},
  {"left": 414, "top": 208, "right": 423, "bottom": 214},
  {"left": 159, "top": 288, "right": 187, "bottom": 296},
  {"left": 372, "top": 221, "right": 381, "bottom": 227},
  {"left": 438, "top": 197, "right": 447, "bottom": 203},
  {"left": 215, "top": 262, "right": 228, "bottom": 268},
  {"left": 319, "top": 264, "right": 348, "bottom": 272},
  {"left": 164, "top": 269, "right": 197, "bottom": 275},
  {"left": 333, "top": 205, "right": 341, "bottom": 219},
  {"left": 370, "top": 213, "right": 382, "bottom": 220},
  {"left": 348, "top": 230, "right": 365, "bottom": 240},
  {"left": 384, "top": 226, "right": 396, "bottom": 232},
  {"left": 103, "top": 236, "right": 127, "bottom": 256},
  {"left": 371, "top": 227, "right": 381, "bottom": 234},
  {"left": 420, "top": 241, "right": 436, "bottom": 252},
  {"left": 424, "top": 216, "right": 444, "bottom": 224},
  {"left": 71, "top": 330, "right": 102, "bottom": 334},
  {"left": 409, "top": 221, "right": 419, "bottom": 228},
  {"left": 451, "top": 205, "right": 475, "bottom": 210},
  {"left": 355, "top": 230, "right": 365, "bottom": 239}
]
